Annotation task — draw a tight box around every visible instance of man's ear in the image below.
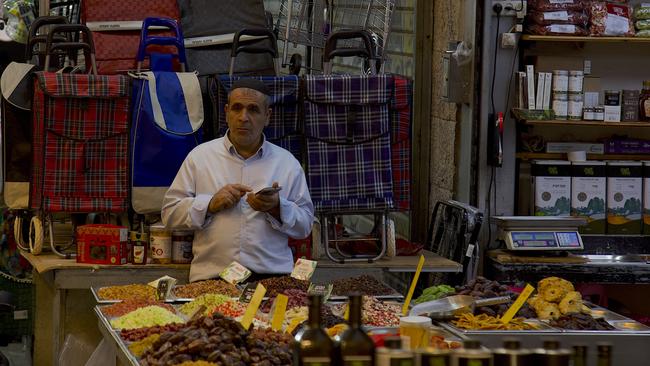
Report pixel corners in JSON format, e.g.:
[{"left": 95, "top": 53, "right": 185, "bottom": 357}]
[
  {"left": 225, "top": 104, "right": 229, "bottom": 114},
  {"left": 265, "top": 108, "right": 272, "bottom": 126}
]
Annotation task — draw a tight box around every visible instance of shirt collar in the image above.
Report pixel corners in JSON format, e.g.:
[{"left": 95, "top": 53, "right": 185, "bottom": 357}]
[{"left": 224, "top": 130, "right": 267, "bottom": 160}]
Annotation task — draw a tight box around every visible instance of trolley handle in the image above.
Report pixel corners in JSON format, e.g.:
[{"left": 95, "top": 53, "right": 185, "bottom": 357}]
[
  {"left": 136, "top": 17, "right": 186, "bottom": 69},
  {"left": 230, "top": 28, "right": 279, "bottom": 76},
  {"left": 44, "top": 25, "right": 97, "bottom": 74},
  {"left": 26, "top": 16, "right": 68, "bottom": 62},
  {"left": 323, "top": 30, "right": 376, "bottom": 75}
]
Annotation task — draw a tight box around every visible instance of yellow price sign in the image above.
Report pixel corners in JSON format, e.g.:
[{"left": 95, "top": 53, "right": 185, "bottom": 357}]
[
  {"left": 286, "top": 316, "right": 307, "bottom": 334},
  {"left": 343, "top": 304, "right": 349, "bottom": 321},
  {"left": 240, "top": 283, "right": 266, "bottom": 330},
  {"left": 501, "top": 284, "right": 535, "bottom": 324},
  {"left": 402, "top": 255, "right": 426, "bottom": 315},
  {"left": 271, "top": 294, "right": 289, "bottom": 331}
]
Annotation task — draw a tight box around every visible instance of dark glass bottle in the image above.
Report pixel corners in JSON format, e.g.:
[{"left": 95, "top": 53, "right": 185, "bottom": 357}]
[
  {"left": 640, "top": 80, "right": 650, "bottom": 121},
  {"left": 293, "top": 295, "right": 337, "bottom": 366},
  {"left": 597, "top": 343, "right": 612, "bottom": 366},
  {"left": 572, "top": 345, "right": 587, "bottom": 366},
  {"left": 339, "top": 295, "right": 375, "bottom": 366}
]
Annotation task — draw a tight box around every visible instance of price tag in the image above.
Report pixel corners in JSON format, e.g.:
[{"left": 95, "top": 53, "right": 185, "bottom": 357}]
[
  {"left": 219, "top": 261, "right": 252, "bottom": 284},
  {"left": 240, "top": 283, "right": 266, "bottom": 330},
  {"left": 307, "top": 283, "right": 333, "bottom": 302},
  {"left": 402, "top": 255, "right": 426, "bottom": 316},
  {"left": 343, "top": 304, "right": 349, "bottom": 321},
  {"left": 148, "top": 276, "right": 177, "bottom": 301},
  {"left": 501, "top": 284, "right": 535, "bottom": 324},
  {"left": 239, "top": 283, "right": 258, "bottom": 303},
  {"left": 286, "top": 316, "right": 307, "bottom": 334},
  {"left": 290, "top": 258, "right": 318, "bottom": 281},
  {"left": 271, "top": 294, "right": 289, "bottom": 331}
]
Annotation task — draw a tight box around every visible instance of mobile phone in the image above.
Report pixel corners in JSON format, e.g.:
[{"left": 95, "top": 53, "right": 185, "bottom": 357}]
[{"left": 256, "top": 186, "right": 282, "bottom": 195}]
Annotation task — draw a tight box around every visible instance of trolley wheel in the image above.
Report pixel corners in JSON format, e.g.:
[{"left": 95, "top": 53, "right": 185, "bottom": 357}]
[{"left": 289, "top": 53, "right": 302, "bottom": 75}]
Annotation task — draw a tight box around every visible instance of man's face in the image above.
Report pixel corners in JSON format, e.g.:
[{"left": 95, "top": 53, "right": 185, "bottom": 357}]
[{"left": 225, "top": 88, "right": 271, "bottom": 154}]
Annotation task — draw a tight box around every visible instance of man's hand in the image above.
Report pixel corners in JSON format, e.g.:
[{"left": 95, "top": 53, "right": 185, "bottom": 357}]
[
  {"left": 208, "top": 184, "right": 252, "bottom": 214},
  {"left": 247, "top": 182, "right": 281, "bottom": 220}
]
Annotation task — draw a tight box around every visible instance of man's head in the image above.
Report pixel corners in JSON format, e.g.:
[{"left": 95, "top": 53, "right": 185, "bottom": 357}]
[{"left": 225, "top": 79, "right": 272, "bottom": 157}]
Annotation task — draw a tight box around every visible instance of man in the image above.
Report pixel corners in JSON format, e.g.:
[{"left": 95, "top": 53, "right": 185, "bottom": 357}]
[{"left": 162, "top": 79, "right": 314, "bottom": 282}]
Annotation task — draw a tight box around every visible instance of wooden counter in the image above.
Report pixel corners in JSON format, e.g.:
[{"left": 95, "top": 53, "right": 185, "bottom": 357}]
[{"left": 22, "top": 250, "right": 460, "bottom": 366}]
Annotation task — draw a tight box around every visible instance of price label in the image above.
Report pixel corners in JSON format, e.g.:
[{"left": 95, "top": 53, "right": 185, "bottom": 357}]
[
  {"left": 271, "top": 294, "right": 289, "bottom": 331},
  {"left": 239, "top": 283, "right": 258, "bottom": 303},
  {"left": 286, "top": 316, "right": 307, "bottom": 334},
  {"left": 290, "top": 258, "right": 318, "bottom": 281},
  {"left": 501, "top": 284, "right": 535, "bottom": 324},
  {"left": 219, "top": 261, "right": 252, "bottom": 284},
  {"left": 307, "top": 283, "right": 333, "bottom": 302},
  {"left": 402, "top": 255, "right": 426, "bottom": 316},
  {"left": 148, "top": 276, "right": 177, "bottom": 301},
  {"left": 240, "top": 283, "right": 266, "bottom": 330}
]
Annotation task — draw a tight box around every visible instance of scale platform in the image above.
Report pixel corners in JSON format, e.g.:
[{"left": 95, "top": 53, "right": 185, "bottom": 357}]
[{"left": 491, "top": 216, "right": 587, "bottom": 251}]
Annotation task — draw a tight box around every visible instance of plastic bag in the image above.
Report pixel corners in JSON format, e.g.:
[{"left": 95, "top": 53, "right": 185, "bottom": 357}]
[
  {"left": 2, "top": 0, "right": 35, "bottom": 44},
  {"left": 528, "top": 0, "right": 586, "bottom": 11},
  {"left": 635, "top": 5, "right": 650, "bottom": 20},
  {"left": 636, "top": 29, "right": 650, "bottom": 37},
  {"left": 84, "top": 339, "right": 116, "bottom": 366},
  {"left": 57, "top": 334, "right": 95, "bottom": 366},
  {"left": 527, "top": 11, "right": 588, "bottom": 26},
  {"left": 590, "top": 2, "right": 635, "bottom": 37},
  {"left": 637, "top": 19, "right": 650, "bottom": 31},
  {"left": 527, "top": 24, "right": 589, "bottom": 36}
]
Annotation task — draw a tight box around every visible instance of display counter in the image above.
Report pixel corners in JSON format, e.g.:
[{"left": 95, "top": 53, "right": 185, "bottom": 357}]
[{"left": 22, "top": 250, "right": 461, "bottom": 366}]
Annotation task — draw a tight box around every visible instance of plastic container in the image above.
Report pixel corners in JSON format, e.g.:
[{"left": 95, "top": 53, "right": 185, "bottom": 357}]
[
  {"left": 552, "top": 99, "right": 568, "bottom": 120},
  {"left": 568, "top": 93, "right": 584, "bottom": 120},
  {"left": 149, "top": 223, "right": 172, "bottom": 264},
  {"left": 568, "top": 70, "right": 584, "bottom": 93},
  {"left": 552, "top": 70, "right": 569, "bottom": 93},
  {"left": 172, "top": 230, "right": 193, "bottom": 264}
]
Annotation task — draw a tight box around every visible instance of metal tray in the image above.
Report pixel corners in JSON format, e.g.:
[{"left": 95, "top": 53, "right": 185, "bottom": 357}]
[
  {"left": 92, "top": 285, "right": 197, "bottom": 304},
  {"left": 94, "top": 307, "right": 139, "bottom": 366},
  {"left": 329, "top": 293, "right": 404, "bottom": 301}
]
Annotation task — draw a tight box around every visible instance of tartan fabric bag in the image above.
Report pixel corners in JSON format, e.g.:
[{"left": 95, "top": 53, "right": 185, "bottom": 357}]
[
  {"left": 390, "top": 75, "right": 412, "bottom": 211},
  {"left": 210, "top": 74, "right": 302, "bottom": 161},
  {"left": 31, "top": 72, "right": 130, "bottom": 212},
  {"left": 304, "top": 74, "right": 394, "bottom": 211},
  {"left": 81, "top": 0, "right": 180, "bottom": 74}
]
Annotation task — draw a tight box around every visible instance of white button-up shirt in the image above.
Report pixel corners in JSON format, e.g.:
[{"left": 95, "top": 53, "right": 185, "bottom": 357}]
[{"left": 162, "top": 134, "right": 314, "bottom": 282}]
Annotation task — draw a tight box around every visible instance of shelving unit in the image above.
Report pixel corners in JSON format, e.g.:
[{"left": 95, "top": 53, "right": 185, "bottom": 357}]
[
  {"left": 521, "top": 35, "right": 650, "bottom": 43},
  {"left": 520, "top": 120, "right": 650, "bottom": 127},
  {"left": 516, "top": 152, "right": 650, "bottom": 161}
]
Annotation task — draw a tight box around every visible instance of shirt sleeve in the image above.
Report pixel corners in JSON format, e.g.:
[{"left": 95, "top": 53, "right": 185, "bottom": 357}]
[
  {"left": 161, "top": 155, "right": 213, "bottom": 230},
  {"left": 265, "top": 165, "right": 314, "bottom": 239}
]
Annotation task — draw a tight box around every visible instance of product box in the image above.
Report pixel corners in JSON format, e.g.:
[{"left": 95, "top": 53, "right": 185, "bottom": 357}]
[
  {"left": 605, "top": 139, "right": 650, "bottom": 154},
  {"left": 546, "top": 142, "right": 604, "bottom": 154},
  {"left": 643, "top": 162, "right": 650, "bottom": 235},
  {"left": 77, "top": 224, "right": 129, "bottom": 265},
  {"left": 532, "top": 160, "right": 571, "bottom": 217},
  {"left": 571, "top": 162, "right": 607, "bottom": 234},
  {"left": 607, "top": 162, "right": 643, "bottom": 235},
  {"left": 604, "top": 105, "right": 621, "bottom": 122}
]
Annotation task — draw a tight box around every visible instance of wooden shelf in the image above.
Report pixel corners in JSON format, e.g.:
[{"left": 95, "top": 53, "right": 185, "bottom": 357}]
[
  {"left": 521, "top": 120, "right": 650, "bottom": 127},
  {"left": 516, "top": 152, "right": 650, "bottom": 161},
  {"left": 521, "top": 35, "right": 650, "bottom": 43}
]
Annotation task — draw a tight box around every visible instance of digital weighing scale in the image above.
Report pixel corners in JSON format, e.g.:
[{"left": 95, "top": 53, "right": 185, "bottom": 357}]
[{"left": 491, "top": 216, "right": 587, "bottom": 251}]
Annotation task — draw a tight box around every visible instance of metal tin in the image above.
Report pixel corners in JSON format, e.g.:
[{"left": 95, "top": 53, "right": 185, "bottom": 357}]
[
  {"left": 415, "top": 348, "right": 450, "bottom": 366},
  {"left": 568, "top": 70, "right": 584, "bottom": 93},
  {"left": 171, "top": 230, "right": 193, "bottom": 264},
  {"left": 553, "top": 70, "right": 569, "bottom": 92},
  {"left": 150, "top": 223, "right": 172, "bottom": 264}
]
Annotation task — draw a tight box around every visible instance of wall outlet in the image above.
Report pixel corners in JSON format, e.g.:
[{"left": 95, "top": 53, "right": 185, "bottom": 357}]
[
  {"left": 14, "top": 310, "right": 28, "bottom": 320},
  {"left": 491, "top": 0, "right": 527, "bottom": 18},
  {"left": 501, "top": 32, "right": 517, "bottom": 48}
]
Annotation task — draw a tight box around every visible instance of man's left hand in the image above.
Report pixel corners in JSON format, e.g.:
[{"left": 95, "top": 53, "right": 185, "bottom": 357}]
[{"left": 247, "top": 182, "right": 281, "bottom": 221}]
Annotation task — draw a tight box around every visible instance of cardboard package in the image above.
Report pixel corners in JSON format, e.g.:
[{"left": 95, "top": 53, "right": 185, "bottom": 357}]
[{"left": 77, "top": 224, "right": 129, "bottom": 265}]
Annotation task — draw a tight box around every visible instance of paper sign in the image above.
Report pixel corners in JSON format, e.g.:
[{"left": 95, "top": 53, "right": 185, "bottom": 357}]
[
  {"left": 219, "top": 261, "right": 252, "bottom": 284},
  {"left": 148, "top": 276, "right": 177, "bottom": 301},
  {"left": 343, "top": 304, "right": 349, "bottom": 321},
  {"left": 239, "top": 283, "right": 258, "bottom": 303},
  {"left": 271, "top": 294, "right": 289, "bottom": 331},
  {"left": 307, "top": 283, "right": 333, "bottom": 302},
  {"left": 240, "top": 284, "right": 266, "bottom": 330},
  {"left": 290, "top": 258, "right": 317, "bottom": 281},
  {"left": 501, "top": 284, "right": 535, "bottom": 324},
  {"left": 286, "top": 316, "right": 307, "bottom": 334},
  {"left": 402, "top": 255, "right": 426, "bottom": 315}
]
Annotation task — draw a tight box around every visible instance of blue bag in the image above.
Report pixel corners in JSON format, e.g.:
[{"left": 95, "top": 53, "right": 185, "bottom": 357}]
[{"left": 130, "top": 18, "right": 203, "bottom": 214}]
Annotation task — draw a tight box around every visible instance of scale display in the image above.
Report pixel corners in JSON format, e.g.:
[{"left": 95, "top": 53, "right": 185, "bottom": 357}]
[{"left": 506, "top": 231, "right": 583, "bottom": 250}]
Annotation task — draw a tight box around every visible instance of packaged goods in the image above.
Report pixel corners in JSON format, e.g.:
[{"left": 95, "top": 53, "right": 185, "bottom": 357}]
[
  {"left": 76, "top": 225, "right": 129, "bottom": 265},
  {"left": 590, "top": 2, "right": 635, "bottom": 37},
  {"left": 532, "top": 160, "right": 572, "bottom": 216},
  {"left": 636, "top": 29, "right": 650, "bottom": 37},
  {"left": 149, "top": 223, "right": 172, "bottom": 264},
  {"left": 130, "top": 231, "right": 148, "bottom": 265},
  {"left": 634, "top": 4, "right": 650, "bottom": 20},
  {"left": 552, "top": 70, "right": 569, "bottom": 93},
  {"left": 171, "top": 230, "right": 193, "bottom": 264},
  {"left": 571, "top": 162, "right": 607, "bottom": 234},
  {"left": 110, "top": 306, "right": 183, "bottom": 330},
  {"left": 636, "top": 19, "right": 650, "bottom": 30},
  {"left": 527, "top": 24, "right": 589, "bottom": 36},
  {"left": 607, "top": 161, "right": 643, "bottom": 234},
  {"left": 527, "top": 11, "right": 589, "bottom": 26},
  {"left": 528, "top": 0, "right": 586, "bottom": 11}
]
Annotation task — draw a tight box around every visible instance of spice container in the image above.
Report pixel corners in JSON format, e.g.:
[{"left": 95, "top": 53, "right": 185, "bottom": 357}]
[
  {"left": 552, "top": 70, "right": 569, "bottom": 93},
  {"left": 149, "top": 223, "right": 172, "bottom": 264},
  {"left": 568, "top": 93, "right": 584, "bottom": 121},
  {"left": 130, "top": 231, "right": 149, "bottom": 265},
  {"left": 583, "top": 106, "right": 595, "bottom": 120},
  {"left": 171, "top": 230, "right": 193, "bottom": 264},
  {"left": 640, "top": 81, "right": 650, "bottom": 121},
  {"left": 594, "top": 106, "right": 605, "bottom": 121},
  {"left": 568, "top": 70, "right": 584, "bottom": 93}
]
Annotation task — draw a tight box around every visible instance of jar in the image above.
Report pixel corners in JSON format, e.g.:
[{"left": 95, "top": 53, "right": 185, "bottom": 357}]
[
  {"left": 640, "top": 81, "right": 650, "bottom": 121},
  {"left": 553, "top": 99, "right": 568, "bottom": 120},
  {"left": 594, "top": 106, "right": 605, "bottom": 121},
  {"left": 150, "top": 223, "right": 172, "bottom": 264},
  {"left": 130, "top": 231, "right": 149, "bottom": 265},
  {"left": 553, "top": 91, "right": 568, "bottom": 101},
  {"left": 172, "top": 230, "right": 193, "bottom": 264},
  {"left": 568, "top": 70, "right": 584, "bottom": 93},
  {"left": 604, "top": 90, "right": 621, "bottom": 106},
  {"left": 552, "top": 70, "right": 569, "bottom": 93},
  {"left": 583, "top": 107, "right": 595, "bottom": 120},
  {"left": 568, "top": 101, "right": 584, "bottom": 120}
]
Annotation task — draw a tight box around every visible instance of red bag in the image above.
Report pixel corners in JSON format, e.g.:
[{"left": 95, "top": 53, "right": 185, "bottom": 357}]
[{"left": 81, "top": 0, "right": 180, "bottom": 74}]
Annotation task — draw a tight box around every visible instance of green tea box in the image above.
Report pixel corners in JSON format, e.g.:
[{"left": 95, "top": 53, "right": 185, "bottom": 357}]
[
  {"left": 571, "top": 162, "right": 606, "bottom": 234},
  {"left": 607, "top": 161, "right": 643, "bottom": 235},
  {"left": 532, "top": 160, "right": 571, "bottom": 216},
  {"left": 643, "top": 162, "right": 650, "bottom": 234}
]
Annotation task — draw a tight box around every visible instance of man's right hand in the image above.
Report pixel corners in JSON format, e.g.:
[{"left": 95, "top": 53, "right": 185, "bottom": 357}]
[{"left": 208, "top": 184, "right": 252, "bottom": 214}]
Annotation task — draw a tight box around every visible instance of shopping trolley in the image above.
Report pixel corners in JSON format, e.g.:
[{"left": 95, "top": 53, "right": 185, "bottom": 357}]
[{"left": 273, "top": 0, "right": 395, "bottom": 73}]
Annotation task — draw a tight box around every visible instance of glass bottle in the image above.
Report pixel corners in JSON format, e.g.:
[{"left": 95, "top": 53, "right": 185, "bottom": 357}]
[
  {"left": 339, "top": 295, "right": 375, "bottom": 366},
  {"left": 639, "top": 80, "right": 650, "bottom": 121},
  {"left": 293, "top": 295, "right": 338, "bottom": 366},
  {"left": 597, "top": 343, "right": 612, "bottom": 366}
]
